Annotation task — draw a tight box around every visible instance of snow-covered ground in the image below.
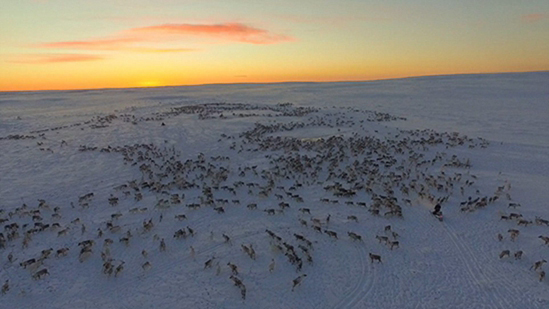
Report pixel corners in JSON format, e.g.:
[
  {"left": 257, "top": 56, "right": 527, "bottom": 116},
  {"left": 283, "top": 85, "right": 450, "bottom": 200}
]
[{"left": 0, "top": 72, "right": 548, "bottom": 309}]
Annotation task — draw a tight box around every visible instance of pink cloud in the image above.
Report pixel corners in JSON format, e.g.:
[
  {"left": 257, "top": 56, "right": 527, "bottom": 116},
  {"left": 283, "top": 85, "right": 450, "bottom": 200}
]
[
  {"left": 521, "top": 13, "right": 548, "bottom": 23},
  {"left": 9, "top": 54, "right": 105, "bottom": 64},
  {"left": 36, "top": 37, "right": 140, "bottom": 50},
  {"left": 129, "top": 23, "right": 293, "bottom": 44},
  {"left": 32, "top": 22, "right": 293, "bottom": 53}
]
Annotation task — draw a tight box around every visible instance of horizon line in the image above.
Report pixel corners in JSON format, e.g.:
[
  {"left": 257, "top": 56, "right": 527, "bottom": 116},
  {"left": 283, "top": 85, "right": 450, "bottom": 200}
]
[{"left": 2, "top": 70, "right": 548, "bottom": 94}]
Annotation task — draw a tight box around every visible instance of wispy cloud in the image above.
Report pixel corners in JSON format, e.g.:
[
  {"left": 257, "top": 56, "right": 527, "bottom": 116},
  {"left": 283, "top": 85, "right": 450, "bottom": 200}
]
[
  {"left": 35, "top": 37, "right": 140, "bottom": 50},
  {"left": 34, "top": 37, "right": 196, "bottom": 53},
  {"left": 128, "top": 23, "right": 293, "bottom": 44},
  {"left": 8, "top": 54, "right": 105, "bottom": 64},
  {"left": 521, "top": 13, "right": 548, "bottom": 23},
  {"left": 21, "top": 22, "right": 292, "bottom": 65},
  {"left": 33, "top": 22, "right": 293, "bottom": 54}
]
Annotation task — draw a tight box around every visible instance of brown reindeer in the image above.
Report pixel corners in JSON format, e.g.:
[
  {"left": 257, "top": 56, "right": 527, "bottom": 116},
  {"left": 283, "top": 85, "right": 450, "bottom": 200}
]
[
  {"left": 376, "top": 235, "right": 389, "bottom": 244},
  {"left": 227, "top": 262, "right": 239, "bottom": 275},
  {"left": 291, "top": 274, "right": 307, "bottom": 291},
  {"left": 204, "top": 257, "right": 215, "bottom": 269},
  {"left": 1, "top": 280, "right": 8, "bottom": 294},
  {"left": 499, "top": 250, "right": 511, "bottom": 259},
  {"left": 32, "top": 268, "right": 49, "bottom": 280},
  {"left": 324, "top": 230, "right": 338, "bottom": 239},
  {"left": 531, "top": 260, "right": 547, "bottom": 271},
  {"left": 369, "top": 253, "right": 382, "bottom": 263},
  {"left": 56, "top": 247, "right": 69, "bottom": 257},
  {"left": 539, "top": 236, "right": 549, "bottom": 245},
  {"left": 142, "top": 261, "right": 152, "bottom": 271},
  {"left": 514, "top": 251, "right": 523, "bottom": 260},
  {"left": 348, "top": 232, "right": 362, "bottom": 241}
]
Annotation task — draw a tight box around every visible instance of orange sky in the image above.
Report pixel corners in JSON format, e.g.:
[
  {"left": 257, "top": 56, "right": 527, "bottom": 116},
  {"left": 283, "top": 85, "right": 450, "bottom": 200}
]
[{"left": 1, "top": 0, "right": 548, "bottom": 91}]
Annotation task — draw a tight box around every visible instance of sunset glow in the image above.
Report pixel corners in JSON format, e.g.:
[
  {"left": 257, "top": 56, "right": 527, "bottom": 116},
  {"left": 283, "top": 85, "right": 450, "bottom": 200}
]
[{"left": 1, "top": 0, "right": 548, "bottom": 91}]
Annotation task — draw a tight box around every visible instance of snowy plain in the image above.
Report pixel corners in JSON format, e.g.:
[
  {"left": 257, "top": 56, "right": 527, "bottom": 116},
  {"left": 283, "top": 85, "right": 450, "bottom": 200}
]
[{"left": 0, "top": 71, "right": 548, "bottom": 309}]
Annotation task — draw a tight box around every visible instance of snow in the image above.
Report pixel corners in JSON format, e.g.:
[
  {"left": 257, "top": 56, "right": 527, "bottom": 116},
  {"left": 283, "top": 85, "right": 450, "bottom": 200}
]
[{"left": 1, "top": 71, "right": 549, "bottom": 309}]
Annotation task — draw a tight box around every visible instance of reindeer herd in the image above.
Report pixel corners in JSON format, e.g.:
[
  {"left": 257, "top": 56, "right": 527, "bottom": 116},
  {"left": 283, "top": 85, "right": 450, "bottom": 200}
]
[
  {"left": 1, "top": 101, "right": 547, "bottom": 305},
  {"left": 497, "top": 202, "right": 549, "bottom": 282}
]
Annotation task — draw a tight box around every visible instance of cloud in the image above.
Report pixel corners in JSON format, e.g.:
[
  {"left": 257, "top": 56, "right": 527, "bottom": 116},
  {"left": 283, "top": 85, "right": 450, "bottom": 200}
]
[
  {"left": 128, "top": 23, "right": 293, "bottom": 44},
  {"left": 8, "top": 54, "right": 105, "bottom": 64},
  {"left": 36, "top": 38, "right": 141, "bottom": 50},
  {"left": 22, "top": 22, "right": 292, "bottom": 64},
  {"left": 521, "top": 13, "right": 548, "bottom": 23},
  {"left": 33, "top": 22, "right": 293, "bottom": 53}
]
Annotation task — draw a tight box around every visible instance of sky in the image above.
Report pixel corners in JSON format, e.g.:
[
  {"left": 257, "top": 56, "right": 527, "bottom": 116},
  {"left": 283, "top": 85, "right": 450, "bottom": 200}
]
[{"left": 1, "top": 0, "right": 548, "bottom": 91}]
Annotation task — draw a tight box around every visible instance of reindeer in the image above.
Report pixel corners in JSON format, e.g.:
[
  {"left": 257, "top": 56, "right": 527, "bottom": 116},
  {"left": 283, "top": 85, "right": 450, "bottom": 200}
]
[
  {"left": 160, "top": 238, "right": 166, "bottom": 252},
  {"left": 508, "top": 229, "right": 520, "bottom": 241},
  {"left": 230, "top": 275, "right": 243, "bottom": 288},
  {"left": 499, "top": 250, "right": 511, "bottom": 259},
  {"left": 497, "top": 233, "right": 503, "bottom": 241},
  {"left": 540, "top": 271, "right": 546, "bottom": 282},
  {"left": 514, "top": 250, "right": 523, "bottom": 260},
  {"left": 535, "top": 217, "right": 549, "bottom": 226},
  {"left": 347, "top": 215, "right": 358, "bottom": 222},
  {"left": 20, "top": 258, "right": 36, "bottom": 269},
  {"left": 32, "top": 268, "right": 49, "bottom": 280},
  {"left": 376, "top": 235, "right": 389, "bottom": 244},
  {"left": 103, "top": 260, "right": 113, "bottom": 275},
  {"left": 240, "top": 284, "right": 246, "bottom": 300},
  {"left": 241, "top": 244, "right": 256, "bottom": 259},
  {"left": 324, "top": 230, "right": 338, "bottom": 239},
  {"left": 142, "top": 261, "right": 152, "bottom": 271},
  {"left": 114, "top": 262, "right": 125, "bottom": 277},
  {"left": 348, "top": 232, "right": 362, "bottom": 241},
  {"left": 227, "top": 262, "right": 239, "bottom": 275},
  {"left": 143, "top": 219, "right": 154, "bottom": 232},
  {"left": 384, "top": 225, "right": 391, "bottom": 232},
  {"left": 78, "top": 239, "right": 95, "bottom": 248},
  {"left": 294, "top": 233, "right": 306, "bottom": 242},
  {"left": 57, "top": 228, "right": 69, "bottom": 237},
  {"left": 174, "top": 229, "right": 187, "bottom": 239},
  {"left": 79, "top": 247, "right": 93, "bottom": 262},
  {"left": 1, "top": 280, "right": 8, "bottom": 294},
  {"left": 190, "top": 246, "right": 195, "bottom": 259},
  {"left": 56, "top": 247, "right": 69, "bottom": 257},
  {"left": 291, "top": 274, "right": 307, "bottom": 291},
  {"left": 539, "top": 236, "right": 549, "bottom": 245},
  {"left": 174, "top": 214, "right": 187, "bottom": 221},
  {"left": 204, "top": 257, "right": 215, "bottom": 269},
  {"left": 299, "top": 208, "right": 311, "bottom": 214},
  {"left": 531, "top": 260, "right": 547, "bottom": 271},
  {"left": 369, "top": 253, "right": 382, "bottom": 263},
  {"left": 389, "top": 241, "right": 400, "bottom": 250}
]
